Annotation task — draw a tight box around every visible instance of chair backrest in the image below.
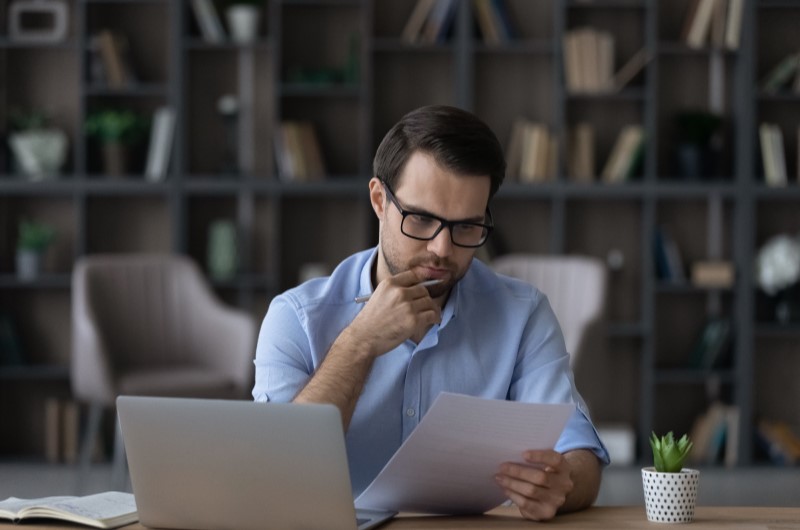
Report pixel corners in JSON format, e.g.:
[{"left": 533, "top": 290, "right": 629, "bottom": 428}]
[
  {"left": 491, "top": 254, "right": 607, "bottom": 368},
  {"left": 72, "top": 253, "right": 255, "bottom": 404}
]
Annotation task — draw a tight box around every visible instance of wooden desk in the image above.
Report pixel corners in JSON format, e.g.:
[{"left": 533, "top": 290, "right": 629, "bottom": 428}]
[{"left": 2, "top": 505, "right": 799, "bottom": 529}]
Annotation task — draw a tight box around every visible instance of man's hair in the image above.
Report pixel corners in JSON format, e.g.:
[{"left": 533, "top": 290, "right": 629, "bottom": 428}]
[{"left": 373, "top": 105, "right": 506, "bottom": 200}]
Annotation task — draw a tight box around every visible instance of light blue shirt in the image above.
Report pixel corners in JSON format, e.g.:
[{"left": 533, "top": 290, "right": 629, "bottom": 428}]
[{"left": 253, "top": 248, "right": 610, "bottom": 496}]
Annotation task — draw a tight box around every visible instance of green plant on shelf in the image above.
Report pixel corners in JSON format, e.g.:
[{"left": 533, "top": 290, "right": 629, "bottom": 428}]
[
  {"left": 17, "top": 220, "right": 56, "bottom": 253},
  {"left": 84, "top": 109, "right": 148, "bottom": 145},
  {"left": 649, "top": 431, "right": 693, "bottom": 473}
]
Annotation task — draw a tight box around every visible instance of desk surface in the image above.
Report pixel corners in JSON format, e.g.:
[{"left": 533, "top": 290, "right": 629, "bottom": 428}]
[{"left": 2, "top": 505, "right": 799, "bottom": 529}]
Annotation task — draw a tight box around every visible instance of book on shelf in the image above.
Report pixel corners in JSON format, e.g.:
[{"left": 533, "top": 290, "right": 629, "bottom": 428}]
[
  {"left": 759, "top": 123, "right": 788, "bottom": 187},
  {"left": 44, "top": 398, "right": 94, "bottom": 465},
  {"left": 683, "top": 0, "right": 716, "bottom": 49},
  {"left": 96, "top": 30, "right": 136, "bottom": 88},
  {"left": 760, "top": 52, "right": 800, "bottom": 94},
  {"left": 0, "top": 491, "right": 137, "bottom": 529},
  {"left": 190, "top": 0, "right": 226, "bottom": 43},
  {"left": 566, "top": 122, "right": 595, "bottom": 182},
  {"left": 756, "top": 420, "right": 800, "bottom": 466},
  {"left": 402, "top": 0, "right": 437, "bottom": 43},
  {"left": 653, "top": 225, "right": 686, "bottom": 282},
  {"left": 612, "top": 48, "right": 651, "bottom": 93},
  {"left": 144, "top": 106, "right": 176, "bottom": 182},
  {"left": 600, "top": 125, "right": 644, "bottom": 183},
  {"left": 275, "top": 121, "right": 326, "bottom": 182},
  {"left": 724, "top": 0, "right": 744, "bottom": 50},
  {"left": 688, "top": 317, "right": 732, "bottom": 370},
  {"left": 506, "top": 120, "right": 555, "bottom": 183},
  {"left": 0, "top": 313, "right": 24, "bottom": 367},
  {"left": 710, "top": 0, "right": 727, "bottom": 49},
  {"left": 420, "top": 0, "right": 458, "bottom": 44},
  {"left": 691, "top": 260, "right": 735, "bottom": 289},
  {"left": 563, "top": 27, "right": 614, "bottom": 93},
  {"left": 687, "top": 401, "right": 740, "bottom": 466}
]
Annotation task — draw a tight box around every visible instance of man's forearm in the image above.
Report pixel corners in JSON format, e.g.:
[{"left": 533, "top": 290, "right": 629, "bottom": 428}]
[
  {"left": 292, "top": 326, "right": 375, "bottom": 430},
  {"left": 559, "top": 449, "right": 602, "bottom": 513}
]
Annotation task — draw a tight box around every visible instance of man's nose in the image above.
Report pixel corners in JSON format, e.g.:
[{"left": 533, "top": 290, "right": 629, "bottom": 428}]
[{"left": 427, "top": 226, "right": 454, "bottom": 257}]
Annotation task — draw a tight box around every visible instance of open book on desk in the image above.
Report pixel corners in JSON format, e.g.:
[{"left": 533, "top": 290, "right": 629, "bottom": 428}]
[
  {"left": 355, "top": 392, "right": 574, "bottom": 515},
  {"left": 0, "top": 491, "right": 137, "bottom": 529}
]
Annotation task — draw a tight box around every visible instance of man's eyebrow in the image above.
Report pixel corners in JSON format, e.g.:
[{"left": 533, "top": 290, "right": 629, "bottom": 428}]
[{"left": 403, "top": 203, "right": 487, "bottom": 223}]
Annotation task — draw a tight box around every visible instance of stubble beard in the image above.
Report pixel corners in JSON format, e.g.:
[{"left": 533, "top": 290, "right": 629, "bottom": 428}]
[{"left": 379, "top": 225, "right": 467, "bottom": 299}]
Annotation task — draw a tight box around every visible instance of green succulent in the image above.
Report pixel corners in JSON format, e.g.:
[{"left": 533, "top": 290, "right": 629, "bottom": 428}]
[
  {"left": 17, "top": 220, "right": 56, "bottom": 253},
  {"left": 85, "top": 109, "right": 148, "bottom": 144},
  {"left": 650, "top": 431, "right": 693, "bottom": 473}
]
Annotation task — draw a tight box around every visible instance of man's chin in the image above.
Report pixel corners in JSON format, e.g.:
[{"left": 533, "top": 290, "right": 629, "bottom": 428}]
[{"left": 426, "top": 282, "right": 454, "bottom": 299}]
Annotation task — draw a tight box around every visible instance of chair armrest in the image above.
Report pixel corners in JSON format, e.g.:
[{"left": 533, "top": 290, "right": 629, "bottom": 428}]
[{"left": 71, "top": 262, "right": 116, "bottom": 405}]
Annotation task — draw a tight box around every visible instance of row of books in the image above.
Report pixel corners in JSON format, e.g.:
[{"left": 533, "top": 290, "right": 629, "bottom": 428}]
[
  {"left": 505, "top": 121, "right": 644, "bottom": 183},
  {"left": 472, "top": 0, "right": 516, "bottom": 45},
  {"left": 401, "top": 0, "right": 458, "bottom": 44},
  {"left": 274, "top": 121, "right": 327, "bottom": 182},
  {"left": 756, "top": 419, "right": 800, "bottom": 466},
  {"left": 505, "top": 120, "right": 557, "bottom": 183},
  {"left": 682, "top": 0, "right": 744, "bottom": 50},
  {"left": 44, "top": 399, "right": 81, "bottom": 465},
  {"left": 758, "top": 123, "right": 800, "bottom": 188},
  {"left": 563, "top": 28, "right": 649, "bottom": 94},
  {"left": 687, "top": 401, "right": 740, "bottom": 467}
]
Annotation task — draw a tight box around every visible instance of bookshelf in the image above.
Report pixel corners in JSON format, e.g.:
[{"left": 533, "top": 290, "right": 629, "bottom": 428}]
[{"left": 1, "top": 0, "right": 799, "bottom": 466}]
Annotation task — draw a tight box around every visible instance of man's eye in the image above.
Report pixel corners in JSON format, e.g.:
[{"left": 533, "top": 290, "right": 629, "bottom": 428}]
[
  {"left": 454, "top": 224, "right": 482, "bottom": 234},
  {"left": 408, "top": 214, "right": 436, "bottom": 226}
]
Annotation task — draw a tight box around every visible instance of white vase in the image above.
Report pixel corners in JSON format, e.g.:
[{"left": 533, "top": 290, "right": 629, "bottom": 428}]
[
  {"left": 16, "top": 250, "right": 42, "bottom": 281},
  {"left": 641, "top": 467, "right": 700, "bottom": 523},
  {"left": 226, "top": 5, "right": 260, "bottom": 44}
]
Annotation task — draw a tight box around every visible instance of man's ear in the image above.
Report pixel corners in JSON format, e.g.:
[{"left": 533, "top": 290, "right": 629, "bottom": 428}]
[{"left": 369, "top": 177, "right": 385, "bottom": 219}]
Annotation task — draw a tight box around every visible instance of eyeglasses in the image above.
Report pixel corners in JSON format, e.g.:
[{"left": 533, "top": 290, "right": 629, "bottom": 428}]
[{"left": 381, "top": 180, "right": 493, "bottom": 248}]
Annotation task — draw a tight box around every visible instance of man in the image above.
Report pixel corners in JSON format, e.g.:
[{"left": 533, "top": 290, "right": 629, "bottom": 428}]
[{"left": 253, "top": 105, "right": 609, "bottom": 521}]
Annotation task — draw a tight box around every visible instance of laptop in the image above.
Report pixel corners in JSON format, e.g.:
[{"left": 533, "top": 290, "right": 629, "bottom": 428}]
[{"left": 117, "top": 396, "right": 396, "bottom": 530}]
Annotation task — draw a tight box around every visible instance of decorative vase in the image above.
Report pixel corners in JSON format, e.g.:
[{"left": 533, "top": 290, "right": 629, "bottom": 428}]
[
  {"left": 8, "top": 128, "right": 68, "bottom": 179},
  {"left": 16, "top": 249, "right": 42, "bottom": 281},
  {"left": 207, "top": 219, "right": 237, "bottom": 281},
  {"left": 225, "top": 5, "right": 260, "bottom": 44},
  {"left": 641, "top": 467, "right": 699, "bottom": 523},
  {"left": 102, "top": 142, "right": 129, "bottom": 176}
]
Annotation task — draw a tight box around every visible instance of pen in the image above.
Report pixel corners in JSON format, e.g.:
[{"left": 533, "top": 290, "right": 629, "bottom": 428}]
[{"left": 354, "top": 279, "right": 443, "bottom": 303}]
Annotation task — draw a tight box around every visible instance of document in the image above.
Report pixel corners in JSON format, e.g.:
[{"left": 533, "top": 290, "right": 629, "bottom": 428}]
[{"left": 355, "top": 392, "right": 574, "bottom": 515}]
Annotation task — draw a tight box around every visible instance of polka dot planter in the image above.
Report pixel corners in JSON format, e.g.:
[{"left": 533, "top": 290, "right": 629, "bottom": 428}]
[{"left": 641, "top": 467, "right": 700, "bottom": 523}]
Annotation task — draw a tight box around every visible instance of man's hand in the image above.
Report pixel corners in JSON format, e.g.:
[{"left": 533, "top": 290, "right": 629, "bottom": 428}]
[
  {"left": 495, "top": 448, "right": 601, "bottom": 521},
  {"left": 294, "top": 270, "right": 441, "bottom": 429},
  {"left": 495, "top": 449, "right": 573, "bottom": 521},
  {"left": 348, "top": 270, "right": 442, "bottom": 359}
]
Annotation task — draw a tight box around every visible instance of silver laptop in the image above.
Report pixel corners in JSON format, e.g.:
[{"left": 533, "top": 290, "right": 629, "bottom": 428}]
[{"left": 117, "top": 396, "right": 395, "bottom": 530}]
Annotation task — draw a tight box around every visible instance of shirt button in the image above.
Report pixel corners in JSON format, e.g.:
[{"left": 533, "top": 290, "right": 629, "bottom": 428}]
[{"left": 406, "top": 408, "right": 416, "bottom": 417}]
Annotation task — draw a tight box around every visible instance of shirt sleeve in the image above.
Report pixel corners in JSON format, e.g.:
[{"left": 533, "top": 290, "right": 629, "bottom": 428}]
[
  {"left": 510, "top": 292, "right": 611, "bottom": 465},
  {"left": 252, "top": 293, "right": 313, "bottom": 403}
]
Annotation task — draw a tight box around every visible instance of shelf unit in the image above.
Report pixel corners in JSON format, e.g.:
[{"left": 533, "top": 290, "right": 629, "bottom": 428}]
[{"left": 2, "top": 0, "right": 799, "bottom": 466}]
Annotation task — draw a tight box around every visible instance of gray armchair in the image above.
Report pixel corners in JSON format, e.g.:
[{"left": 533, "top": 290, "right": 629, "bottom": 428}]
[
  {"left": 71, "top": 254, "right": 256, "bottom": 488},
  {"left": 491, "top": 254, "right": 607, "bottom": 368}
]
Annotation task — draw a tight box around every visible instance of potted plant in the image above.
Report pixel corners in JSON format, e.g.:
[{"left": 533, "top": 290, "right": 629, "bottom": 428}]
[
  {"left": 642, "top": 431, "right": 698, "bottom": 523},
  {"left": 674, "top": 110, "right": 723, "bottom": 179},
  {"left": 7, "top": 108, "right": 68, "bottom": 180},
  {"left": 16, "top": 219, "right": 56, "bottom": 281},
  {"left": 224, "top": 0, "right": 262, "bottom": 44},
  {"left": 84, "top": 108, "right": 147, "bottom": 176}
]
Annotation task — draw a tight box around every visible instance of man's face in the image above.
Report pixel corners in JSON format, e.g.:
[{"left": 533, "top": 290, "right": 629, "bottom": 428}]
[{"left": 370, "top": 151, "right": 492, "bottom": 300}]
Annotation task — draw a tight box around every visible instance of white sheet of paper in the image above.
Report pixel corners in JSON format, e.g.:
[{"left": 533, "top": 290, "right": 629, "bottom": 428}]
[{"left": 355, "top": 392, "right": 575, "bottom": 515}]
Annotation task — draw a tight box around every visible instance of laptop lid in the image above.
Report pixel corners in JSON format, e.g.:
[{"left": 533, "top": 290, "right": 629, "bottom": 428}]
[{"left": 117, "top": 396, "right": 394, "bottom": 530}]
